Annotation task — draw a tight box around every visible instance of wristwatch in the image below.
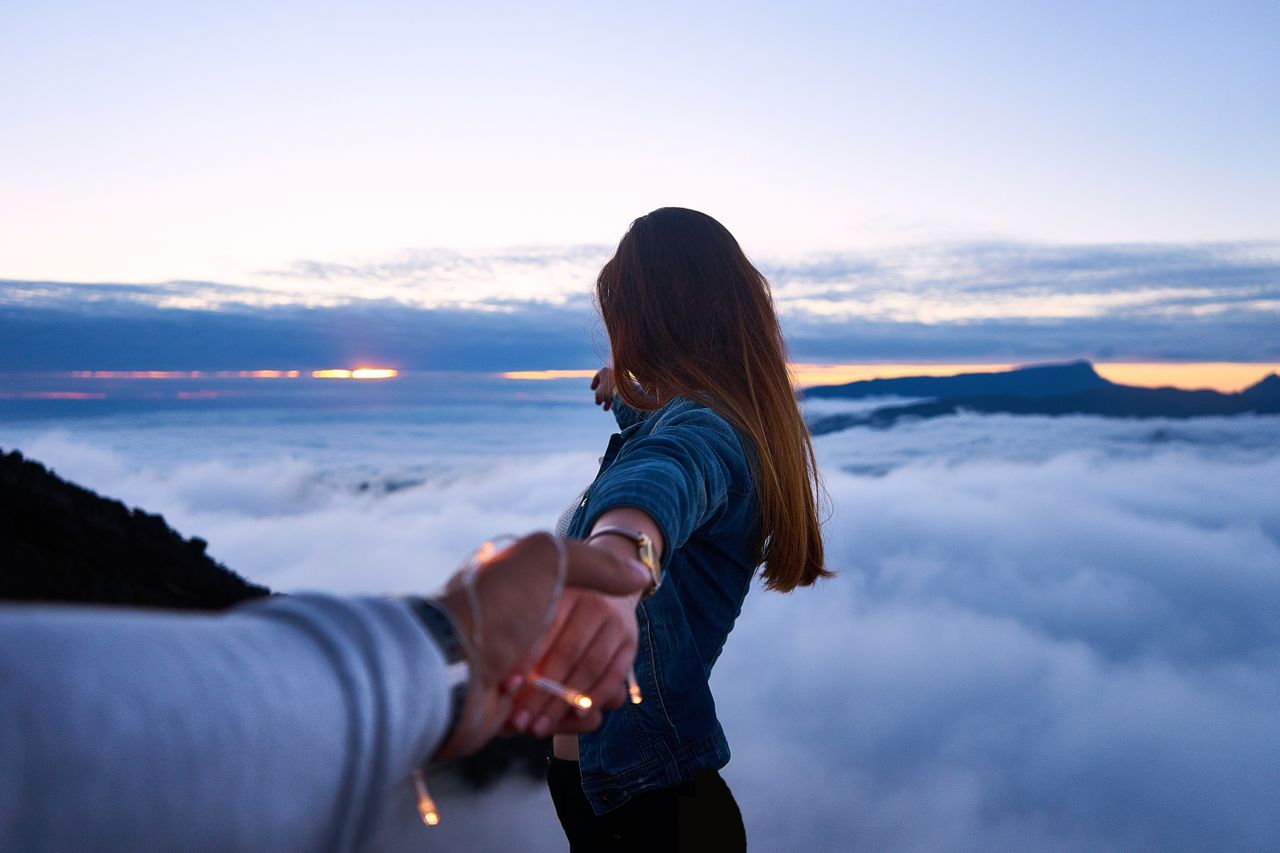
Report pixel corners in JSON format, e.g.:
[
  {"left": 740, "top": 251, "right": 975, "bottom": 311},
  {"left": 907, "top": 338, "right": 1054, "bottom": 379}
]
[
  {"left": 405, "top": 596, "right": 471, "bottom": 749},
  {"left": 586, "top": 525, "right": 661, "bottom": 598}
]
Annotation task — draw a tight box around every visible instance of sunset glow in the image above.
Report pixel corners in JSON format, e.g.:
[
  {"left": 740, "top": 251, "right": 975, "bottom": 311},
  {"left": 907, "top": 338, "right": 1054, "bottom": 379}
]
[
  {"left": 311, "top": 368, "right": 399, "bottom": 380},
  {"left": 503, "top": 363, "right": 1280, "bottom": 394},
  {"left": 502, "top": 370, "right": 598, "bottom": 381},
  {"left": 1092, "top": 363, "right": 1280, "bottom": 394},
  {"left": 793, "top": 362, "right": 1280, "bottom": 394},
  {"left": 791, "top": 362, "right": 1280, "bottom": 392}
]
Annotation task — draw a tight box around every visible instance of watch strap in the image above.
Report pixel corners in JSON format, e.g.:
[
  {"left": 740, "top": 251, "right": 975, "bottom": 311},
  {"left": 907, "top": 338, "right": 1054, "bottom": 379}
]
[
  {"left": 405, "top": 596, "right": 470, "bottom": 750},
  {"left": 585, "top": 525, "right": 661, "bottom": 598}
]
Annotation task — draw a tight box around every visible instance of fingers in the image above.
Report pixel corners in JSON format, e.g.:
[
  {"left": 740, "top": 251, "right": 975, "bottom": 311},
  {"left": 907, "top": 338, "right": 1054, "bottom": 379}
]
[
  {"left": 592, "top": 368, "right": 616, "bottom": 411},
  {"left": 514, "top": 607, "right": 608, "bottom": 738},
  {"left": 562, "top": 540, "right": 651, "bottom": 596},
  {"left": 557, "top": 632, "right": 623, "bottom": 715},
  {"left": 591, "top": 641, "right": 637, "bottom": 712},
  {"left": 505, "top": 591, "right": 583, "bottom": 735},
  {"left": 562, "top": 634, "right": 633, "bottom": 716},
  {"left": 506, "top": 582, "right": 640, "bottom": 738}
]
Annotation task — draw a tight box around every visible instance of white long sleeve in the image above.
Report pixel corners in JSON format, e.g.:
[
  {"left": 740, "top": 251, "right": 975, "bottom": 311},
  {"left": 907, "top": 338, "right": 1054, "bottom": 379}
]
[{"left": 0, "top": 594, "right": 452, "bottom": 853}]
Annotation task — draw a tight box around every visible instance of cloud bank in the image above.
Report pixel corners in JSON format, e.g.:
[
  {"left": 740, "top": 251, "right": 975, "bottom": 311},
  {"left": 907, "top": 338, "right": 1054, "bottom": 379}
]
[
  {"left": 6, "top": 410, "right": 1279, "bottom": 852},
  {"left": 3, "top": 239, "right": 1278, "bottom": 370}
]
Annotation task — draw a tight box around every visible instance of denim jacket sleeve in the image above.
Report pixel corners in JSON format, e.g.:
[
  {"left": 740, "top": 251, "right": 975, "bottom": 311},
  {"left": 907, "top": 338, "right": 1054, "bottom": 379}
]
[{"left": 582, "top": 402, "right": 746, "bottom": 573}]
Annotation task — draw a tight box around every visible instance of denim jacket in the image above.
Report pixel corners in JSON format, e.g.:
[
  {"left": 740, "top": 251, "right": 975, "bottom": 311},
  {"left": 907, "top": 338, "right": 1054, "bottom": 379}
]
[{"left": 566, "top": 395, "right": 759, "bottom": 814}]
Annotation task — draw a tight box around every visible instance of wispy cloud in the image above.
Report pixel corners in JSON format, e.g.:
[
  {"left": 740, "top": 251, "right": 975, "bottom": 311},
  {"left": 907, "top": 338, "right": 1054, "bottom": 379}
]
[
  {"left": 763, "top": 240, "right": 1280, "bottom": 322},
  {"left": 258, "top": 245, "right": 612, "bottom": 308},
  {"left": 3, "top": 240, "right": 1278, "bottom": 367}
]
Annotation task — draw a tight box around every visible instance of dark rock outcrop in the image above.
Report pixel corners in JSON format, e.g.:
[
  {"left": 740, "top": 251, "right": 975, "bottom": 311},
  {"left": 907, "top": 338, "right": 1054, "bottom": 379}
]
[{"left": 0, "top": 448, "right": 268, "bottom": 607}]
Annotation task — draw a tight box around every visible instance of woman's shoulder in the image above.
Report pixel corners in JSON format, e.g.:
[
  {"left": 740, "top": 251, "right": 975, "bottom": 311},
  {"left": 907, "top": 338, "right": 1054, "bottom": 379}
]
[
  {"left": 645, "top": 397, "right": 748, "bottom": 455},
  {"left": 648, "top": 395, "right": 729, "bottom": 428}
]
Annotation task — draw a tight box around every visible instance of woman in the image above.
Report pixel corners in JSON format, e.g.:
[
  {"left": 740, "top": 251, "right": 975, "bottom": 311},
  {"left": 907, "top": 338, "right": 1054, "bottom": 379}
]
[{"left": 508, "top": 207, "right": 828, "bottom": 850}]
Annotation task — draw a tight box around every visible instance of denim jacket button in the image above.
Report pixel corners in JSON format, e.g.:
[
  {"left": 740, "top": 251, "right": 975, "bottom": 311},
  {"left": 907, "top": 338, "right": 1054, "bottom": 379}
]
[{"left": 600, "top": 790, "right": 615, "bottom": 803}]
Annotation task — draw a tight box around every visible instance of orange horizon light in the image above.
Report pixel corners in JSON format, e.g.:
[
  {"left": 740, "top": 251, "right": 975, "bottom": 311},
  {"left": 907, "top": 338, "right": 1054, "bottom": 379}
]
[
  {"left": 311, "top": 368, "right": 399, "bottom": 380},
  {"left": 502, "top": 369, "right": 598, "bottom": 381},
  {"left": 501, "top": 362, "right": 1280, "bottom": 394}
]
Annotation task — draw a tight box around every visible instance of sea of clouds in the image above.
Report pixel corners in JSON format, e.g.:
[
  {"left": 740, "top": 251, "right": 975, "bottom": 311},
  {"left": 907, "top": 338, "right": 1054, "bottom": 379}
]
[{"left": 3, "top": 405, "right": 1279, "bottom": 852}]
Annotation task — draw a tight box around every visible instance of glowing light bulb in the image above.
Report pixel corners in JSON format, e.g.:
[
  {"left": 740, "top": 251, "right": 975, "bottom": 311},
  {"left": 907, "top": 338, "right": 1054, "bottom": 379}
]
[
  {"left": 474, "top": 541, "right": 497, "bottom": 564},
  {"left": 413, "top": 770, "right": 440, "bottom": 827},
  {"left": 627, "top": 672, "right": 644, "bottom": 705}
]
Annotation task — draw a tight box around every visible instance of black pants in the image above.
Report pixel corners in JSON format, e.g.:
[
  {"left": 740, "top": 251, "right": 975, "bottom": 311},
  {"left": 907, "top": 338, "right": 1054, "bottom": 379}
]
[{"left": 547, "top": 757, "right": 747, "bottom": 852}]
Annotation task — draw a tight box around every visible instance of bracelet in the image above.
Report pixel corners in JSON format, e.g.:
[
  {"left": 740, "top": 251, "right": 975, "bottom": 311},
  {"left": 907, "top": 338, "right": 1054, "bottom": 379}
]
[{"left": 586, "top": 525, "right": 661, "bottom": 598}]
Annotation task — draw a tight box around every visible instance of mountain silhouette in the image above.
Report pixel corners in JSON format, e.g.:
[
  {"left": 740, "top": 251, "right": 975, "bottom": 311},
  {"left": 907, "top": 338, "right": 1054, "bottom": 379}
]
[
  {"left": 1242, "top": 373, "right": 1280, "bottom": 403},
  {"left": 804, "top": 364, "right": 1280, "bottom": 435},
  {"left": 804, "top": 360, "right": 1113, "bottom": 401}
]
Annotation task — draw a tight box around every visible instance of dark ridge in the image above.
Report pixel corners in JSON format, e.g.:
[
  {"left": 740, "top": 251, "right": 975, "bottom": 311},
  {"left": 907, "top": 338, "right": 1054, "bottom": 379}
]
[
  {"left": 1242, "top": 373, "right": 1280, "bottom": 401},
  {"left": 808, "top": 376, "right": 1280, "bottom": 435},
  {"left": 0, "top": 448, "right": 268, "bottom": 607},
  {"left": 802, "top": 360, "right": 1112, "bottom": 401},
  {"left": 0, "top": 447, "right": 543, "bottom": 787}
]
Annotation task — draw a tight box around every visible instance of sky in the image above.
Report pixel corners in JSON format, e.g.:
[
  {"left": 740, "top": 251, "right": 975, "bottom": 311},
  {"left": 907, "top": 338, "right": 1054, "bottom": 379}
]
[
  {"left": 2, "top": 1, "right": 1278, "bottom": 377},
  {"left": 2, "top": 0, "right": 1278, "bottom": 280}
]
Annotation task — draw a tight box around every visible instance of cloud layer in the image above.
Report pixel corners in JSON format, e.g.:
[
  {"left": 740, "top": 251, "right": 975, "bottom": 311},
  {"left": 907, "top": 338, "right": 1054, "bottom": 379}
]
[
  {"left": 4, "top": 239, "right": 1278, "bottom": 370},
  {"left": 5, "top": 408, "right": 1279, "bottom": 851}
]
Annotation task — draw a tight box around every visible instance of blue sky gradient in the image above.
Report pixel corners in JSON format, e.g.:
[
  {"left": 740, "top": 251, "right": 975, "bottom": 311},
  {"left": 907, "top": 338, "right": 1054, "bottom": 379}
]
[{"left": 2, "top": 1, "right": 1277, "bottom": 286}]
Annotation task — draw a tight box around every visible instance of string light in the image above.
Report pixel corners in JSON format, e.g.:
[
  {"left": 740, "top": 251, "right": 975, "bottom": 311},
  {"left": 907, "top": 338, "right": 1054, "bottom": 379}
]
[
  {"left": 531, "top": 676, "right": 593, "bottom": 710},
  {"left": 413, "top": 769, "right": 440, "bottom": 826},
  {"left": 414, "top": 533, "right": 570, "bottom": 832},
  {"left": 627, "top": 669, "right": 644, "bottom": 705}
]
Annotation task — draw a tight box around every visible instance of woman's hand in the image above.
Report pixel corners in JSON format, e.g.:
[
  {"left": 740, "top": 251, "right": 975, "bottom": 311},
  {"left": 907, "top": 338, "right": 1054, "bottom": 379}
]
[
  {"left": 505, "top": 580, "right": 640, "bottom": 738},
  {"left": 591, "top": 367, "right": 616, "bottom": 411},
  {"left": 431, "top": 534, "right": 650, "bottom": 760},
  {"left": 506, "top": 509, "right": 665, "bottom": 739}
]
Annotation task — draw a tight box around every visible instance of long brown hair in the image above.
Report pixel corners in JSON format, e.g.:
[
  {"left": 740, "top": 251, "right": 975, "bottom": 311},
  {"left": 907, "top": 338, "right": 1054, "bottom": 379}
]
[{"left": 597, "top": 207, "right": 828, "bottom": 592}]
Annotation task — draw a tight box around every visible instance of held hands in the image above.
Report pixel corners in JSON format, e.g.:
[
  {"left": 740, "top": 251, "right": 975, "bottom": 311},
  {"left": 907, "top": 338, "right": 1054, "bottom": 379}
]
[
  {"left": 430, "top": 534, "right": 649, "bottom": 761},
  {"left": 506, "top": 584, "right": 641, "bottom": 738},
  {"left": 506, "top": 521, "right": 660, "bottom": 739}
]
